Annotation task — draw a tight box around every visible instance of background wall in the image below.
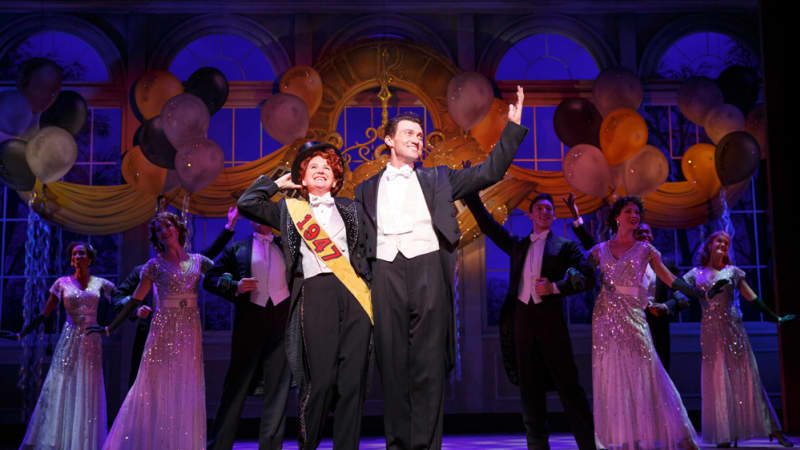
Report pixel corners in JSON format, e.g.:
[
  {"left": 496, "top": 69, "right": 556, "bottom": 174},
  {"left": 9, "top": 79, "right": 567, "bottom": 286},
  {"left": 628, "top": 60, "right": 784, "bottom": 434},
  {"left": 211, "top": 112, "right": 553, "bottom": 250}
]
[{"left": 0, "top": 0, "right": 781, "bottom": 428}]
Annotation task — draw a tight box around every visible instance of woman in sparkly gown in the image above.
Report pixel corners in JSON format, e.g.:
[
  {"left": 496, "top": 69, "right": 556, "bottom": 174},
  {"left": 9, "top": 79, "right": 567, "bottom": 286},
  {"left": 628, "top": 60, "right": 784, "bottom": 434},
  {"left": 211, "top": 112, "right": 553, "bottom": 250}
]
[
  {"left": 92, "top": 212, "right": 213, "bottom": 450},
  {"left": 16, "top": 242, "right": 115, "bottom": 450},
  {"left": 589, "top": 197, "right": 703, "bottom": 449},
  {"left": 682, "top": 231, "right": 794, "bottom": 447}
]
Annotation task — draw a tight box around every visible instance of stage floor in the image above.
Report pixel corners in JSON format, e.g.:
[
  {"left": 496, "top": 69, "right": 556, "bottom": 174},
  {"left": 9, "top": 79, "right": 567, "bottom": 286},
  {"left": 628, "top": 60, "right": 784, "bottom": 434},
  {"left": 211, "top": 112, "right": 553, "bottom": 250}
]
[{"left": 232, "top": 433, "right": 799, "bottom": 449}]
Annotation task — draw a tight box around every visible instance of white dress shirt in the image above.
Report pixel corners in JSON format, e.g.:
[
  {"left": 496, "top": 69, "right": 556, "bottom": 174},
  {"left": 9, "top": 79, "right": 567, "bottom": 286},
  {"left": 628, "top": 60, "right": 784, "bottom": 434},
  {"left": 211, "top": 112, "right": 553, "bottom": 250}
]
[
  {"left": 376, "top": 165, "right": 439, "bottom": 261},
  {"left": 517, "top": 230, "right": 560, "bottom": 304},
  {"left": 301, "top": 194, "right": 350, "bottom": 279},
  {"left": 250, "top": 232, "right": 289, "bottom": 306}
]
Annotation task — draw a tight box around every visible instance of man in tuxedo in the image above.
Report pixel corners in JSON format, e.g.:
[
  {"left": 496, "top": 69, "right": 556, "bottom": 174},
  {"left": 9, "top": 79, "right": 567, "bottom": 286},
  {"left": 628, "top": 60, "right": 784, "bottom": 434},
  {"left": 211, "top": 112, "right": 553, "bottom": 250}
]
[
  {"left": 203, "top": 219, "right": 291, "bottom": 450},
  {"left": 354, "top": 87, "right": 527, "bottom": 449},
  {"left": 464, "top": 192, "right": 595, "bottom": 450}
]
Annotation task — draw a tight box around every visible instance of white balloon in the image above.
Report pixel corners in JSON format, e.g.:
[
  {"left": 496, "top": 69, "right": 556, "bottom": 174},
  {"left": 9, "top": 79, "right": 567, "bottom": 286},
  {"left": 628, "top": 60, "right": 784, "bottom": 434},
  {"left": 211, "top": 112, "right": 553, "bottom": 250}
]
[
  {"left": 704, "top": 104, "right": 744, "bottom": 144},
  {"left": 563, "top": 144, "right": 613, "bottom": 198},
  {"left": 25, "top": 126, "right": 77, "bottom": 183},
  {"left": 622, "top": 145, "right": 669, "bottom": 196}
]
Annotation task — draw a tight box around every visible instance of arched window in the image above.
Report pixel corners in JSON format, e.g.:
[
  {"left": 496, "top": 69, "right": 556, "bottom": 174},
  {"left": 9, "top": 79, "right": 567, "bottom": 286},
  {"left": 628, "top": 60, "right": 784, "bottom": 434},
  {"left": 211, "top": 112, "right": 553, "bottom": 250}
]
[
  {"left": 657, "top": 31, "right": 759, "bottom": 79},
  {"left": 169, "top": 33, "right": 275, "bottom": 82},
  {"left": 0, "top": 31, "right": 108, "bottom": 82},
  {"left": 496, "top": 33, "right": 599, "bottom": 81}
]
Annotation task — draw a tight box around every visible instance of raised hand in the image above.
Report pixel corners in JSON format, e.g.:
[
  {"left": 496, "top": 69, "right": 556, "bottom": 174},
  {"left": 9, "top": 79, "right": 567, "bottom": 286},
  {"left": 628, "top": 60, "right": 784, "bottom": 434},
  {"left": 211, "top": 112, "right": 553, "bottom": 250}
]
[
  {"left": 507, "top": 85, "right": 524, "bottom": 125},
  {"left": 225, "top": 205, "right": 239, "bottom": 230},
  {"left": 276, "top": 173, "right": 301, "bottom": 190},
  {"left": 561, "top": 192, "right": 580, "bottom": 220}
]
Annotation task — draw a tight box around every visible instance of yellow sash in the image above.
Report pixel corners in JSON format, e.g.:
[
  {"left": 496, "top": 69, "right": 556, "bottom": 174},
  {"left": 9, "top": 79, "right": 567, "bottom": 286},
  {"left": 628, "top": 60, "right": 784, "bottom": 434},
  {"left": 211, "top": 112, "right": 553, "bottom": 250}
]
[{"left": 285, "top": 198, "right": 373, "bottom": 323}]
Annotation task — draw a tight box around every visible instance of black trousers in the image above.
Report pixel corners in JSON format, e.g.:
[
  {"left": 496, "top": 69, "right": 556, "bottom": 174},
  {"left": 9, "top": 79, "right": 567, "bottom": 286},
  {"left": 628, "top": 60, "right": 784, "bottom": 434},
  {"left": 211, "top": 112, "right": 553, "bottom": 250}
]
[
  {"left": 300, "top": 274, "right": 372, "bottom": 450},
  {"left": 208, "top": 299, "right": 291, "bottom": 450},
  {"left": 514, "top": 300, "right": 595, "bottom": 450},
  {"left": 373, "top": 251, "right": 449, "bottom": 450}
]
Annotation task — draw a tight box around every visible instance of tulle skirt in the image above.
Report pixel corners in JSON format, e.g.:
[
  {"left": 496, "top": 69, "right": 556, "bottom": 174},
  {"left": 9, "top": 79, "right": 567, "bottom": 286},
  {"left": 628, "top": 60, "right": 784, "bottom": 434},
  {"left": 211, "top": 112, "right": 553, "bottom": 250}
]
[
  {"left": 20, "top": 323, "right": 107, "bottom": 450},
  {"left": 103, "top": 306, "right": 205, "bottom": 450}
]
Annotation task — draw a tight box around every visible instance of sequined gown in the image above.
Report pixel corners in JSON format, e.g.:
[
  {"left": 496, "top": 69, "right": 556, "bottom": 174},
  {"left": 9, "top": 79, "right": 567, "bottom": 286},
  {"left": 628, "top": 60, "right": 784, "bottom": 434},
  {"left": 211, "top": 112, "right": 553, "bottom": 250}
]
[
  {"left": 683, "top": 265, "right": 781, "bottom": 444},
  {"left": 20, "top": 276, "right": 115, "bottom": 450},
  {"left": 590, "top": 241, "right": 697, "bottom": 449},
  {"left": 103, "top": 253, "right": 213, "bottom": 450}
]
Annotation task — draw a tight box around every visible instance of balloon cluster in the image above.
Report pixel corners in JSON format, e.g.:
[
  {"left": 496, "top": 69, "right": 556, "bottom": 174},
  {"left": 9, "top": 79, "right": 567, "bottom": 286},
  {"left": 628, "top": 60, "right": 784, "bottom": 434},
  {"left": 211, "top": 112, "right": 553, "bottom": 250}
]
[
  {"left": 0, "top": 58, "right": 88, "bottom": 192},
  {"left": 677, "top": 66, "right": 762, "bottom": 192},
  {"left": 556, "top": 65, "right": 764, "bottom": 200},
  {"left": 125, "top": 67, "right": 228, "bottom": 194},
  {"left": 260, "top": 65, "right": 322, "bottom": 145}
]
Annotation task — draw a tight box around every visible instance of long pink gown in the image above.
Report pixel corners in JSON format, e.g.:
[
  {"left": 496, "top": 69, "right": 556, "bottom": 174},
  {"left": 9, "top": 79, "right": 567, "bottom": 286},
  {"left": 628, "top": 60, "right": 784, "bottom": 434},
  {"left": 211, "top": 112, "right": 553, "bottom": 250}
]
[
  {"left": 683, "top": 265, "right": 782, "bottom": 444},
  {"left": 20, "top": 276, "right": 115, "bottom": 450},
  {"left": 590, "top": 241, "right": 698, "bottom": 449},
  {"left": 103, "top": 253, "right": 213, "bottom": 450}
]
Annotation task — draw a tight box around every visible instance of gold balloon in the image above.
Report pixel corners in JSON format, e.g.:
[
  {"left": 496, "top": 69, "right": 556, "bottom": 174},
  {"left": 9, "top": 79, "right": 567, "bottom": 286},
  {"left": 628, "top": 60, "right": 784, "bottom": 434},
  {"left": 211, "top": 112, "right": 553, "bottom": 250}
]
[
  {"left": 134, "top": 70, "right": 184, "bottom": 120},
  {"left": 469, "top": 98, "right": 508, "bottom": 153},
  {"left": 599, "top": 108, "right": 648, "bottom": 166},
  {"left": 280, "top": 66, "right": 323, "bottom": 117},
  {"left": 122, "top": 145, "right": 167, "bottom": 197},
  {"left": 681, "top": 143, "right": 721, "bottom": 198}
]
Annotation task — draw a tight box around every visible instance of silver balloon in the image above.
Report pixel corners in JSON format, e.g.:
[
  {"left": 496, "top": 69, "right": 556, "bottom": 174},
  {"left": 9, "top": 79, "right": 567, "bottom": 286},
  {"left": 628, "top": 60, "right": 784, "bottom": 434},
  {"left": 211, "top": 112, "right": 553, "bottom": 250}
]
[
  {"left": 704, "top": 104, "right": 744, "bottom": 144},
  {"left": 0, "top": 138, "right": 36, "bottom": 191},
  {"left": 0, "top": 90, "right": 34, "bottom": 136},
  {"left": 592, "top": 67, "right": 643, "bottom": 116},
  {"left": 622, "top": 145, "right": 669, "bottom": 196},
  {"left": 161, "top": 93, "right": 210, "bottom": 148},
  {"left": 261, "top": 93, "right": 309, "bottom": 145},
  {"left": 174, "top": 137, "right": 224, "bottom": 193},
  {"left": 677, "top": 77, "right": 724, "bottom": 125},
  {"left": 563, "top": 144, "right": 613, "bottom": 198},
  {"left": 447, "top": 72, "right": 494, "bottom": 131},
  {"left": 25, "top": 126, "right": 78, "bottom": 183}
]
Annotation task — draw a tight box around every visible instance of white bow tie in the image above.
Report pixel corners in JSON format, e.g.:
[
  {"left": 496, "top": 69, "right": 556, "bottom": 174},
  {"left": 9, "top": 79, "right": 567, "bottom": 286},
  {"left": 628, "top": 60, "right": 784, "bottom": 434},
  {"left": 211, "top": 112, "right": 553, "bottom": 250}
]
[
  {"left": 309, "top": 194, "right": 335, "bottom": 208},
  {"left": 384, "top": 164, "right": 413, "bottom": 181},
  {"left": 254, "top": 232, "right": 274, "bottom": 243},
  {"left": 530, "top": 231, "right": 548, "bottom": 243}
]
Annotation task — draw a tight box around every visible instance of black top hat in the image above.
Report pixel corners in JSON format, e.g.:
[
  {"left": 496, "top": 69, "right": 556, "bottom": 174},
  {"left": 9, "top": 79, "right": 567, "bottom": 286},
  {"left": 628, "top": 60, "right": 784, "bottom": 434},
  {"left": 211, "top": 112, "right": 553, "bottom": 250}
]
[{"left": 290, "top": 141, "right": 346, "bottom": 195}]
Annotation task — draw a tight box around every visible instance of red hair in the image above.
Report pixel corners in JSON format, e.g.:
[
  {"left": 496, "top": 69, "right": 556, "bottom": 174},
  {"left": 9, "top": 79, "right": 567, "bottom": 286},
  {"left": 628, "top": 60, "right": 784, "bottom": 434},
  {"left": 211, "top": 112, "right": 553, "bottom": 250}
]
[
  {"left": 298, "top": 149, "right": 344, "bottom": 196},
  {"left": 699, "top": 230, "right": 731, "bottom": 267}
]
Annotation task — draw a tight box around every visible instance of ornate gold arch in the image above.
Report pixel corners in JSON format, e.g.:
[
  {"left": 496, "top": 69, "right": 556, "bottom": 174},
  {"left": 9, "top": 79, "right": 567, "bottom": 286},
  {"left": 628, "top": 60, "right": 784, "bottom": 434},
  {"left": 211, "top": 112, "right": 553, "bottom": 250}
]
[{"left": 26, "top": 39, "right": 741, "bottom": 240}]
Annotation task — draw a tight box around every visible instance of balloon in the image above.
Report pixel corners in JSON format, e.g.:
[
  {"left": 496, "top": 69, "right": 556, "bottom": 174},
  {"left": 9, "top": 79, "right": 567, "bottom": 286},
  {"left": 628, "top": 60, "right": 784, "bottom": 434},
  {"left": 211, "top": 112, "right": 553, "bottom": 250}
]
[
  {"left": 140, "top": 116, "right": 177, "bottom": 169},
  {"left": 553, "top": 98, "right": 602, "bottom": 147},
  {"left": 0, "top": 138, "right": 36, "bottom": 191},
  {"left": 39, "top": 90, "right": 88, "bottom": 135},
  {"left": 447, "top": 72, "right": 494, "bottom": 131},
  {"left": 681, "top": 143, "right": 720, "bottom": 197},
  {"left": 563, "top": 144, "right": 613, "bottom": 198},
  {"left": 184, "top": 67, "right": 229, "bottom": 115},
  {"left": 744, "top": 104, "right": 767, "bottom": 159},
  {"left": 260, "top": 93, "right": 309, "bottom": 145},
  {"left": 20, "top": 112, "right": 41, "bottom": 141},
  {"left": 704, "top": 104, "right": 744, "bottom": 144},
  {"left": 592, "top": 67, "right": 643, "bottom": 116},
  {"left": 25, "top": 126, "right": 78, "bottom": 183},
  {"left": 174, "top": 137, "right": 224, "bottom": 193},
  {"left": 677, "top": 77, "right": 724, "bottom": 125},
  {"left": 622, "top": 145, "right": 669, "bottom": 196},
  {"left": 279, "top": 66, "right": 323, "bottom": 117},
  {"left": 162, "top": 169, "right": 181, "bottom": 193},
  {"left": 17, "top": 58, "right": 62, "bottom": 113},
  {"left": 133, "top": 124, "right": 144, "bottom": 147},
  {"left": 716, "top": 65, "right": 760, "bottom": 114},
  {"left": 160, "top": 93, "right": 210, "bottom": 148},
  {"left": 122, "top": 145, "right": 167, "bottom": 197},
  {"left": 129, "top": 78, "right": 145, "bottom": 123},
  {"left": 134, "top": 70, "right": 184, "bottom": 120},
  {"left": 0, "top": 90, "right": 35, "bottom": 136},
  {"left": 598, "top": 108, "right": 648, "bottom": 166},
  {"left": 469, "top": 98, "right": 508, "bottom": 152},
  {"left": 715, "top": 131, "right": 760, "bottom": 185}
]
